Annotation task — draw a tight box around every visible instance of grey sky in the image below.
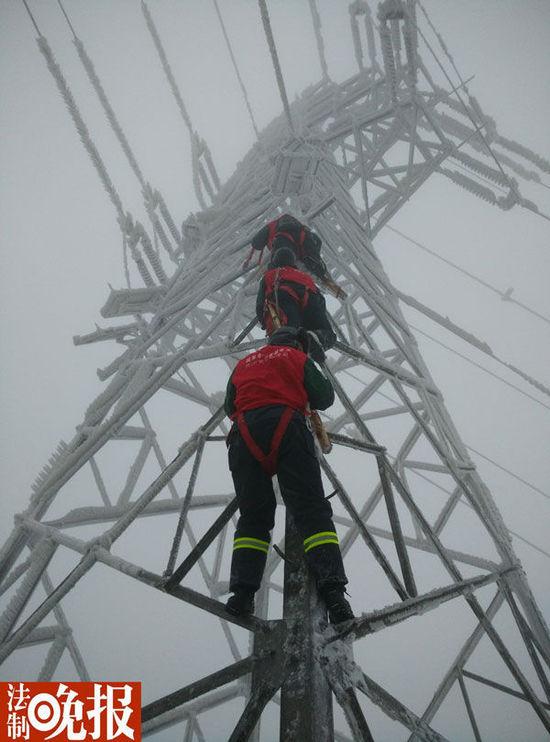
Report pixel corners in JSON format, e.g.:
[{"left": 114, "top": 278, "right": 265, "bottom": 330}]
[{"left": 1, "top": 1, "right": 549, "bottom": 738}]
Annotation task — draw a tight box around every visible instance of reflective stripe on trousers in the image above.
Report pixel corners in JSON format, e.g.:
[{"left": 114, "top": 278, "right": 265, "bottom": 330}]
[
  {"left": 303, "top": 530, "right": 339, "bottom": 553},
  {"left": 233, "top": 536, "right": 270, "bottom": 554}
]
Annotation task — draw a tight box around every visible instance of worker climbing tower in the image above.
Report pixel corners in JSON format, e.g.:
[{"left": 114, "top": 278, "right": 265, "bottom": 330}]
[{"left": 2, "top": 1, "right": 549, "bottom": 739}]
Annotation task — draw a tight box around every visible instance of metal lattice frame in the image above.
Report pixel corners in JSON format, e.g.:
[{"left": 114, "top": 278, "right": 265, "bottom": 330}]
[{"left": 2, "top": 1, "right": 549, "bottom": 740}]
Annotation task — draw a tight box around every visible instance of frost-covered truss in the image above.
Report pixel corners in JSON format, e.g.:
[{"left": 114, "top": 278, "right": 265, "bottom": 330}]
[{"left": 2, "top": 1, "right": 550, "bottom": 740}]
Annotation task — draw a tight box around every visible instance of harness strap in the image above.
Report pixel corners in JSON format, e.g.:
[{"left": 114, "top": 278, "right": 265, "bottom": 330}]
[
  {"left": 266, "top": 268, "right": 311, "bottom": 314},
  {"left": 267, "top": 220, "right": 278, "bottom": 249},
  {"left": 237, "top": 407, "right": 294, "bottom": 476},
  {"left": 297, "top": 226, "right": 306, "bottom": 260},
  {"left": 279, "top": 284, "right": 310, "bottom": 310}
]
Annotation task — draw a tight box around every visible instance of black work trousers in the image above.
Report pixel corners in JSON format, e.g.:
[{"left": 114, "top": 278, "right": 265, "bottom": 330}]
[
  {"left": 267, "top": 289, "right": 336, "bottom": 350},
  {"left": 228, "top": 405, "right": 347, "bottom": 593}
]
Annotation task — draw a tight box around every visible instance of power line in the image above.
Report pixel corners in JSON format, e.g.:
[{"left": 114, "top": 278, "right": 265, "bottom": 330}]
[
  {"left": 466, "top": 446, "right": 550, "bottom": 504},
  {"left": 406, "top": 464, "right": 550, "bottom": 561},
  {"left": 409, "top": 323, "right": 550, "bottom": 412},
  {"left": 257, "top": 0, "right": 295, "bottom": 135},
  {"left": 341, "top": 367, "right": 550, "bottom": 499},
  {"left": 384, "top": 224, "right": 550, "bottom": 327},
  {"left": 413, "top": 2, "right": 550, "bottom": 225},
  {"left": 212, "top": 0, "right": 261, "bottom": 140},
  {"left": 20, "top": 0, "right": 41, "bottom": 36},
  {"left": 340, "top": 368, "right": 550, "bottom": 559}
]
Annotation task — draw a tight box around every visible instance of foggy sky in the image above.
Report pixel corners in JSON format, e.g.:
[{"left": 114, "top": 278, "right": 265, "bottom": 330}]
[{"left": 1, "top": 1, "right": 549, "bottom": 739}]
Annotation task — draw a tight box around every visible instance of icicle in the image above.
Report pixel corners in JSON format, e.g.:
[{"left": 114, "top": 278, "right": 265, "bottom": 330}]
[
  {"left": 130, "top": 244, "right": 155, "bottom": 287},
  {"left": 155, "top": 189, "right": 182, "bottom": 245},
  {"left": 0, "top": 540, "right": 57, "bottom": 643},
  {"left": 137, "top": 222, "right": 168, "bottom": 283},
  {"left": 143, "top": 184, "right": 181, "bottom": 246},
  {"left": 31, "top": 442, "right": 69, "bottom": 497},
  {"left": 451, "top": 150, "right": 509, "bottom": 188},
  {"left": 494, "top": 134, "right": 550, "bottom": 175},
  {"left": 390, "top": 18, "right": 402, "bottom": 61},
  {"left": 379, "top": 23, "right": 398, "bottom": 103},
  {"left": 402, "top": 1, "right": 418, "bottom": 88},
  {"left": 440, "top": 168, "right": 497, "bottom": 205},
  {"left": 122, "top": 214, "right": 156, "bottom": 286}
]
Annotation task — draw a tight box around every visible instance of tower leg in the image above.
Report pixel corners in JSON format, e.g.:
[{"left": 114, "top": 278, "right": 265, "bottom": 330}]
[{"left": 279, "top": 512, "right": 334, "bottom": 741}]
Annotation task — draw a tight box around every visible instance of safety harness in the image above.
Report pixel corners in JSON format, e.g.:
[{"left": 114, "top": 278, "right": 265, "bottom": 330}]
[
  {"left": 236, "top": 406, "right": 294, "bottom": 476},
  {"left": 263, "top": 267, "right": 317, "bottom": 334},
  {"left": 267, "top": 219, "right": 307, "bottom": 260}
]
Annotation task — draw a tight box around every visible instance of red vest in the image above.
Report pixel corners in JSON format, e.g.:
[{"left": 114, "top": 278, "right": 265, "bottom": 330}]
[
  {"left": 264, "top": 267, "right": 318, "bottom": 300},
  {"left": 231, "top": 345, "right": 308, "bottom": 416}
]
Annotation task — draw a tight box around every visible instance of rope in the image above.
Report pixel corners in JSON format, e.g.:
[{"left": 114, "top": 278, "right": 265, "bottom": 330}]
[
  {"left": 212, "top": 0, "right": 260, "bottom": 139},
  {"left": 257, "top": 0, "right": 296, "bottom": 135},
  {"left": 384, "top": 225, "right": 550, "bottom": 327}
]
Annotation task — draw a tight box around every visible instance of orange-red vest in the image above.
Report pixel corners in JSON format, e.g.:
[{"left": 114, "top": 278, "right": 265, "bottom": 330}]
[{"left": 231, "top": 345, "right": 308, "bottom": 416}]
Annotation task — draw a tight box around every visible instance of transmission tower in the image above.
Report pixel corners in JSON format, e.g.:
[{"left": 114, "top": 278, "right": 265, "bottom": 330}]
[{"left": 2, "top": 1, "right": 549, "bottom": 740}]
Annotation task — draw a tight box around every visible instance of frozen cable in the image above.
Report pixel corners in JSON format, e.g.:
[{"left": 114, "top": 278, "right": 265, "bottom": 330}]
[
  {"left": 343, "top": 369, "right": 550, "bottom": 557},
  {"left": 20, "top": 0, "right": 41, "bottom": 35},
  {"left": 385, "top": 224, "right": 550, "bottom": 327},
  {"left": 212, "top": 0, "right": 261, "bottom": 140},
  {"left": 411, "top": 4, "right": 550, "bottom": 224},
  {"left": 466, "top": 446, "right": 550, "bottom": 504},
  {"left": 342, "top": 368, "right": 550, "bottom": 504},
  {"left": 36, "top": 35, "right": 124, "bottom": 220},
  {"left": 141, "top": 1, "right": 193, "bottom": 133},
  {"left": 257, "top": 0, "right": 296, "bottom": 135},
  {"left": 409, "top": 322, "right": 550, "bottom": 412}
]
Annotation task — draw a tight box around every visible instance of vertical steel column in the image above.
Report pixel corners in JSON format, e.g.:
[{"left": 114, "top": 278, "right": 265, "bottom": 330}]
[{"left": 279, "top": 513, "right": 334, "bottom": 741}]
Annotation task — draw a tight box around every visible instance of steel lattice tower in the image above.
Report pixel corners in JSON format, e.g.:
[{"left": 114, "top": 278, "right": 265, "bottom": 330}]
[{"left": 2, "top": 1, "right": 549, "bottom": 739}]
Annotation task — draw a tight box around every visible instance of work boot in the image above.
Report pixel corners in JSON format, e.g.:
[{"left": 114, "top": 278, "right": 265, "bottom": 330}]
[
  {"left": 225, "top": 588, "right": 255, "bottom": 617},
  {"left": 322, "top": 587, "right": 354, "bottom": 625}
]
